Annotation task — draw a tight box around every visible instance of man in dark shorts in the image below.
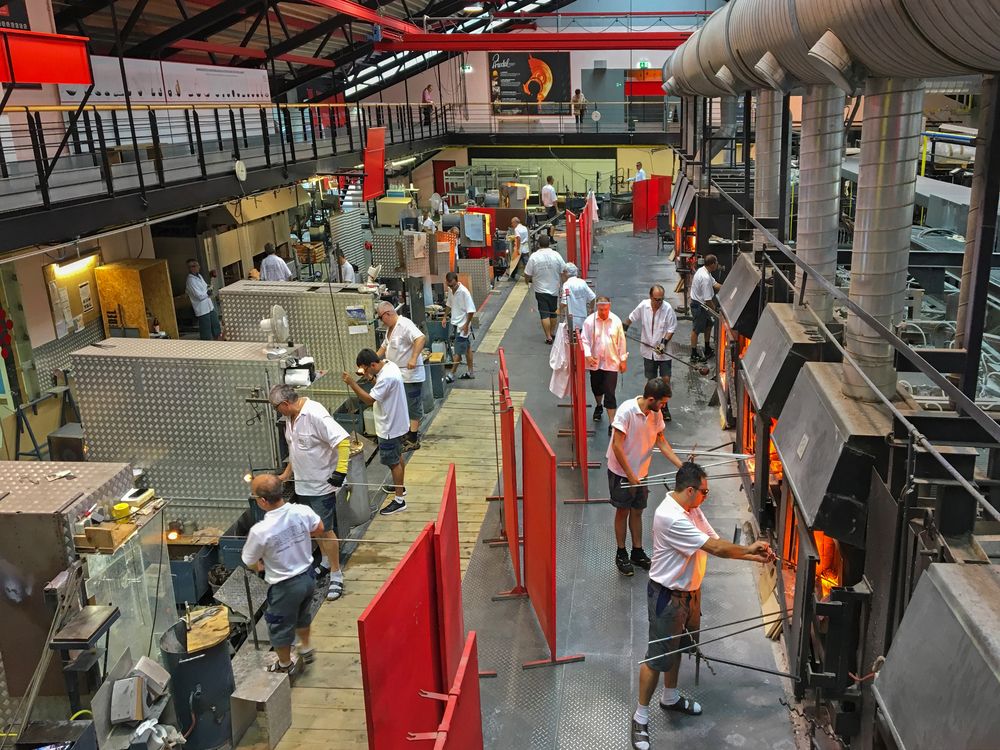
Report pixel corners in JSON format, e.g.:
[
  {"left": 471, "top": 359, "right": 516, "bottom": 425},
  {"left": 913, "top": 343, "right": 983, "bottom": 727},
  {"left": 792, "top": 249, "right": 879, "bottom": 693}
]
[
  {"left": 242, "top": 474, "right": 328, "bottom": 675},
  {"left": 342, "top": 349, "right": 411, "bottom": 515},
  {"left": 631, "top": 462, "right": 772, "bottom": 749},
  {"left": 606, "top": 378, "right": 684, "bottom": 576},
  {"left": 689, "top": 255, "right": 721, "bottom": 363},
  {"left": 524, "top": 234, "right": 566, "bottom": 344}
]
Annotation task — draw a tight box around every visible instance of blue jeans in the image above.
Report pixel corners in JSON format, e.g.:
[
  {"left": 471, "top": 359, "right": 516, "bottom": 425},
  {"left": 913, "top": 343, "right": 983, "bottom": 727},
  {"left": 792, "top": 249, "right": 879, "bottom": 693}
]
[{"left": 197, "top": 308, "right": 221, "bottom": 340}]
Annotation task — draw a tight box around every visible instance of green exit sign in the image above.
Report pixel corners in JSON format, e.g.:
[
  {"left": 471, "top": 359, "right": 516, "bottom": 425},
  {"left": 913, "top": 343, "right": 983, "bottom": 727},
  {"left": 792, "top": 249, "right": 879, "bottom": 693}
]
[
  {"left": 461, "top": 64, "right": 473, "bottom": 73},
  {"left": 638, "top": 60, "right": 650, "bottom": 69}
]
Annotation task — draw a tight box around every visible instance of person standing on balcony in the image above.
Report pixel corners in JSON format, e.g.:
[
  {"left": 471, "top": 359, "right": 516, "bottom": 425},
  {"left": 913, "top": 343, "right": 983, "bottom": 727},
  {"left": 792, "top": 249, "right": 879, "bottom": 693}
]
[
  {"left": 690, "top": 255, "right": 721, "bottom": 362},
  {"left": 581, "top": 296, "right": 627, "bottom": 431},
  {"left": 260, "top": 243, "right": 293, "bottom": 281},
  {"left": 628, "top": 162, "right": 648, "bottom": 186},
  {"left": 185, "top": 259, "right": 221, "bottom": 340},
  {"left": 624, "top": 284, "right": 678, "bottom": 421},
  {"left": 421, "top": 84, "right": 434, "bottom": 127},
  {"left": 571, "top": 89, "right": 588, "bottom": 128},
  {"left": 541, "top": 175, "right": 558, "bottom": 225},
  {"left": 630, "top": 461, "right": 773, "bottom": 750}
]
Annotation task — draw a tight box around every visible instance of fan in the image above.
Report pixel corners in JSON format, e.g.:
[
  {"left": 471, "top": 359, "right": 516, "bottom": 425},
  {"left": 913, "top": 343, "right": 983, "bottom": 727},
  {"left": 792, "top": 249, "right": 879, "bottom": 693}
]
[
  {"left": 259, "top": 304, "right": 290, "bottom": 358},
  {"left": 430, "top": 192, "right": 443, "bottom": 214}
]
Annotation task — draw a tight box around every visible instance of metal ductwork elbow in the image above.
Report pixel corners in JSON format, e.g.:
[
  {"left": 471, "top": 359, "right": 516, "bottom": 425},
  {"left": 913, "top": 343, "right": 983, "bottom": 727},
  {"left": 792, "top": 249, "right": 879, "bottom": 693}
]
[
  {"left": 755, "top": 52, "right": 791, "bottom": 92},
  {"left": 808, "top": 30, "right": 857, "bottom": 95}
]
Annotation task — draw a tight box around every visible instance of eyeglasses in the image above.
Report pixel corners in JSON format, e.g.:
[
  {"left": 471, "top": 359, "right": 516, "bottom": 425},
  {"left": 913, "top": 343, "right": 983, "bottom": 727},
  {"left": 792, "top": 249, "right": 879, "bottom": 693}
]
[
  {"left": 651, "top": 297, "right": 664, "bottom": 303},
  {"left": 697, "top": 487, "right": 710, "bottom": 496}
]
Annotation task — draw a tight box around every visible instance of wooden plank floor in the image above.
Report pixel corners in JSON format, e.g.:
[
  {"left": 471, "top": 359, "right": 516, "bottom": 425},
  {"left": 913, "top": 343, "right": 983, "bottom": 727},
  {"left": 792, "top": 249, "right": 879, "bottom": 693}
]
[{"left": 245, "top": 388, "right": 526, "bottom": 750}]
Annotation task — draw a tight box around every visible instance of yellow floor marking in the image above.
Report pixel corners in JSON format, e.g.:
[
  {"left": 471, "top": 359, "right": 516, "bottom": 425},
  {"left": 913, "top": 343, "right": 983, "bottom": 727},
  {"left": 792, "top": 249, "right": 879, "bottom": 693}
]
[{"left": 476, "top": 281, "right": 530, "bottom": 354}]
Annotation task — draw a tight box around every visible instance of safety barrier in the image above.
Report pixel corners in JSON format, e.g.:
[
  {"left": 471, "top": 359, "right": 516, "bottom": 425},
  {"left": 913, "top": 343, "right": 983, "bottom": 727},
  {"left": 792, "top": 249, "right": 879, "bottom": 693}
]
[
  {"left": 561, "top": 334, "right": 605, "bottom": 504},
  {"left": 520, "top": 408, "right": 585, "bottom": 669},
  {"left": 435, "top": 465, "right": 466, "bottom": 684},
  {"left": 491, "top": 348, "right": 526, "bottom": 600},
  {"left": 565, "top": 210, "right": 578, "bottom": 267},
  {"left": 579, "top": 194, "right": 596, "bottom": 279},
  {"left": 426, "top": 633, "right": 485, "bottom": 750},
  {"left": 358, "top": 524, "right": 444, "bottom": 748},
  {"left": 633, "top": 175, "right": 673, "bottom": 234}
]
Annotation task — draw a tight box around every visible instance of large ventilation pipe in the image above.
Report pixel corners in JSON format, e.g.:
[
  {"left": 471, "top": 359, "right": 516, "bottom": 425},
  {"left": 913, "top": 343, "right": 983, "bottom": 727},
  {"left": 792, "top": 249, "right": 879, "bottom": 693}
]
[
  {"left": 842, "top": 78, "right": 925, "bottom": 401},
  {"left": 796, "top": 84, "right": 846, "bottom": 324},
  {"left": 754, "top": 90, "right": 782, "bottom": 250}
]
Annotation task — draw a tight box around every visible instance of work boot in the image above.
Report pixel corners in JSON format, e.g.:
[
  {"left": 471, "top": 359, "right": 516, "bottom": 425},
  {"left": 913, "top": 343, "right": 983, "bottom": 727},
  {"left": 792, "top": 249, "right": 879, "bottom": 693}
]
[
  {"left": 663, "top": 402, "right": 672, "bottom": 422},
  {"left": 616, "top": 549, "right": 635, "bottom": 577},
  {"left": 703, "top": 346, "right": 715, "bottom": 359},
  {"left": 630, "top": 547, "right": 652, "bottom": 571}
]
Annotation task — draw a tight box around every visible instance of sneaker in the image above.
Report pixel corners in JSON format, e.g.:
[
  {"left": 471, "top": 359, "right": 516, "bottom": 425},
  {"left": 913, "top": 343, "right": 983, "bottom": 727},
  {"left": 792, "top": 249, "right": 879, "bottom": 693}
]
[
  {"left": 593, "top": 404, "right": 604, "bottom": 422},
  {"left": 663, "top": 403, "right": 672, "bottom": 422},
  {"left": 401, "top": 438, "right": 421, "bottom": 452},
  {"left": 460, "top": 371, "right": 475, "bottom": 380},
  {"left": 630, "top": 719, "right": 651, "bottom": 750},
  {"left": 690, "top": 350, "right": 706, "bottom": 363},
  {"left": 608, "top": 424, "right": 613, "bottom": 437},
  {"left": 266, "top": 659, "right": 298, "bottom": 676},
  {"left": 298, "top": 648, "right": 316, "bottom": 665},
  {"left": 616, "top": 549, "right": 635, "bottom": 577},
  {"left": 630, "top": 548, "right": 652, "bottom": 571},
  {"left": 379, "top": 496, "right": 408, "bottom": 515},
  {"left": 703, "top": 347, "right": 715, "bottom": 359},
  {"left": 380, "top": 482, "right": 397, "bottom": 495},
  {"left": 445, "top": 374, "right": 455, "bottom": 384}
]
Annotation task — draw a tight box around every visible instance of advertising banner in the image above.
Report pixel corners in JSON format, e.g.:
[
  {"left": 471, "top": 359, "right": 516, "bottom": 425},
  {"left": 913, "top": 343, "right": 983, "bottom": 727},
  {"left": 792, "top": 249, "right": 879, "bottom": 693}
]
[
  {"left": 489, "top": 52, "right": 570, "bottom": 114},
  {"left": 0, "top": 1, "right": 29, "bottom": 31}
]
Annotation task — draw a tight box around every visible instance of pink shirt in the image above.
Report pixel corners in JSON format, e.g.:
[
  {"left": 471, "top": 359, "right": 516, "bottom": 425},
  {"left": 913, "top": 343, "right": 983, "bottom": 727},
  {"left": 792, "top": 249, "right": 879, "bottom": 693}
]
[{"left": 422, "top": 89, "right": 433, "bottom": 104}]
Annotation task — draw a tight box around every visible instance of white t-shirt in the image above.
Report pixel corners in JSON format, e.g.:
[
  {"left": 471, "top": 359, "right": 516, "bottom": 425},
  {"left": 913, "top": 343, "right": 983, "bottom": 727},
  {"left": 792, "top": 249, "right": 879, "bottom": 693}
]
[
  {"left": 691, "top": 265, "right": 717, "bottom": 304},
  {"left": 634, "top": 168, "right": 647, "bottom": 182},
  {"left": 339, "top": 261, "right": 356, "bottom": 283},
  {"left": 260, "top": 254, "right": 292, "bottom": 281},
  {"left": 370, "top": 360, "right": 410, "bottom": 440},
  {"left": 541, "top": 184, "right": 557, "bottom": 208},
  {"left": 185, "top": 274, "right": 214, "bottom": 317},
  {"left": 524, "top": 249, "right": 566, "bottom": 296},
  {"left": 649, "top": 493, "right": 719, "bottom": 591},
  {"left": 446, "top": 283, "right": 476, "bottom": 332},
  {"left": 628, "top": 299, "right": 678, "bottom": 361},
  {"left": 385, "top": 316, "right": 425, "bottom": 383},
  {"left": 606, "top": 396, "right": 665, "bottom": 479},
  {"left": 513, "top": 223, "right": 530, "bottom": 255},
  {"left": 581, "top": 312, "right": 627, "bottom": 372},
  {"left": 241, "top": 503, "right": 321, "bottom": 584},
  {"left": 422, "top": 217, "right": 437, "bottom": 232},
  {"left": 560, "top": 277, "right": 596, "bottom": 328},
  {"left": 284, "top": 398, "right": 350, "bottom": 497}
]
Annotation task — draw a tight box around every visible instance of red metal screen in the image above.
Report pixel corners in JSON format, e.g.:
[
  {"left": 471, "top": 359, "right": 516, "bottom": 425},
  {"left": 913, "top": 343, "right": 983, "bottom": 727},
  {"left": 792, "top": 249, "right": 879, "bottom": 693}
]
[
  {"left": 495, "top": 348, "right": 525, "bottom": 597},
  {"left": 362, "top": 126, "right": 386, "bottom": 201},
  {"left": 565, "top": 211, "right": 578, "bottom": 266},
  {"left": 434, "top": 465, "right": 466, "bottom": 686},
  {"left": 0, "top": 29, "right": 92, "bottom": 85},
  {"left": 433, "top": 632, "right": 485, "bottom": 750},
  {"left": 358, "top": 524, "right": 444, "bottom": 748}
]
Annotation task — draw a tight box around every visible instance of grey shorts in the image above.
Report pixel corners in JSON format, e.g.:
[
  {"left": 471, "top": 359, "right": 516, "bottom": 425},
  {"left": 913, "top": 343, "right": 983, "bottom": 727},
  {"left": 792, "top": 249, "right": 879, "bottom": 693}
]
[
  {"left": 608, "top": 469, "right": 649, "bottom": 510},
  {"left": 197, "top": 309, "right": 221, "bottom": 340},
  {"left": 644, "top": 581, "right": 701, "bottom": 673},
  {"left": 265, "top": 570, "right": 317, "bottom": 647},
  {"left": 379, "top": 435, "right": 403, "bottom": 467},
  {"left": 644, "top": 358, "right": 672, "bottom": 380},
  {"left": 404, "top": 381, "right": 424, "bottom": 421},
  {"left": 295, "top": 491, "right": 337, "bottom": 532},
  {"left": 692, "top": 301, "right": 711, "bottom": 335}
]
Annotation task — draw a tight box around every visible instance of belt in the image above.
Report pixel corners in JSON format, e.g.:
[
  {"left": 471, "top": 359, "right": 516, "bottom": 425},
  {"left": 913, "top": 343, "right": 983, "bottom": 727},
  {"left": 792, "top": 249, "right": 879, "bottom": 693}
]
[{"left": 649, "top": 579, "right": 699, "bottom": 598}]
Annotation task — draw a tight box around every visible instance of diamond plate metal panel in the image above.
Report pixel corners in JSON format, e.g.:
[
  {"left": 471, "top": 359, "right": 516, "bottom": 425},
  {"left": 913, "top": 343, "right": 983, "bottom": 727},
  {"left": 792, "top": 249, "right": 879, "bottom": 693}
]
[
  {"left": 371, "top": 232, "right": 407, "bottom": 278},
  {"left": 218, "top": 281, "right": 376, "bottom": 410},
  {"left": 31, "top": 318, "right": 104, "bottom": 384},
  {"left": 457, "top": 258, "right": 492, "bottom": 308},
  {"left": 329, "top": 209, "right": 366, "bottom": 268},
  {"left": 72, "top": 339, "right": 286, "bottom": 502}
]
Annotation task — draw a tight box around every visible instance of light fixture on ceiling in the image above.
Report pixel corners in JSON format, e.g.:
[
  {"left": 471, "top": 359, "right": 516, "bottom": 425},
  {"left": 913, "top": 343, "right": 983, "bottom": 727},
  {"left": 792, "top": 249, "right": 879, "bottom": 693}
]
[{"left": 462, "top": 4, "right": 484, "bottom": 14}]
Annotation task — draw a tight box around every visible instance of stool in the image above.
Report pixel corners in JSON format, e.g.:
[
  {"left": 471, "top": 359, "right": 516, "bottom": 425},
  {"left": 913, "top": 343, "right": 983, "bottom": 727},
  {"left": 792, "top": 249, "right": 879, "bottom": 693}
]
[{"left": 230, "top": 646, "right": 291, "bottom": 750}]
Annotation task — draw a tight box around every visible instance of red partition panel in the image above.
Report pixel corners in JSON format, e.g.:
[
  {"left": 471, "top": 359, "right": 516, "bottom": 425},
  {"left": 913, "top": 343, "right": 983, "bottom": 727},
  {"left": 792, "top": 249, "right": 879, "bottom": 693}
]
[
  {"left": 433, "top": 632, "right": 485, "bottom": 750},
  {"left": 494, "top": 390, "right": 526, "bottom": 599},
  {"left": 565, "top": 211, "right": 578, "bottom": 266},
  {"left": 655, "top": 175, "right": 673, "bottom": 211},
  {"left": 520, "top": 409, "right": 585, "bottom": 669},
  {"left": 358, "top": 525, "right": 444, "bottom": 748},
  {"left": 633, "top": 179, "right": 652, "bottom": 234},
  {"left": 0, "top": 29, "right": 92, "bottom": 85},
  {"left": 434, "top": 465, "right": 466, "bottom": 686},
  {"left": 362, "top": 127, "right": 386, "bottom": 201}
]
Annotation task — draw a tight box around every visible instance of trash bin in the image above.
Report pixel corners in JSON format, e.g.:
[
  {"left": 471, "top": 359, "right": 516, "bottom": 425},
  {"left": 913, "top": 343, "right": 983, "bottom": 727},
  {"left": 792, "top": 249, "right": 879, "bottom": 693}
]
[{"left": 160, "top": 620, "right": 235, "bottom": 750}]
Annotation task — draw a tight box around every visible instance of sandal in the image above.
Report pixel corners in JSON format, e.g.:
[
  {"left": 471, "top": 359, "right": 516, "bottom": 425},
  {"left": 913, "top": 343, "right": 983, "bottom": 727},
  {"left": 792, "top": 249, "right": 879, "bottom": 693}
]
[
  {"left": 460, "top": 372, "right": 475, "bottom": 380},
  {"left": 267, "top": 660, "right": 298, "bottom": 676},
  {"left": 327, "top": 578, "right": 344, "bottom": 601},
  {"left": 661, "top": 696, "right": 702, "bottom": 716}
]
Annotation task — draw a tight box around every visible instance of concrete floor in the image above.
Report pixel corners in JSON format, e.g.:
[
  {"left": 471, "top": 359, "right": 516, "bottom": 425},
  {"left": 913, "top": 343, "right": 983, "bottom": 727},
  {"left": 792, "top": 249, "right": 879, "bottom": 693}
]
[{"left": 460, "top": 230, "right": 800, "bottom": 749}]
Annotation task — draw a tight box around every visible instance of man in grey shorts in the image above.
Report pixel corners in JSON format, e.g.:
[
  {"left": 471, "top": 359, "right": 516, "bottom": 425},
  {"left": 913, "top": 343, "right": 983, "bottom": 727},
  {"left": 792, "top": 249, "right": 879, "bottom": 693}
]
[
  {"left": 630, "top": 462, "right": 772, "bottom": 749},
  {"left": 242, "top": 474, "right": 328, "bottom": 675},
  {"left": 376, "top": 301, "right": 427, "bottom": 451}
]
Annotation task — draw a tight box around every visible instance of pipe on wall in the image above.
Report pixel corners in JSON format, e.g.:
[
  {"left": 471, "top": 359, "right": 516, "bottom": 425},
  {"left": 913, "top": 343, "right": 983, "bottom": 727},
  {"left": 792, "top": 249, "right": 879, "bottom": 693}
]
[
  {"left": 842, "top": 77, "right": 925, "bottom": 401},
  {"left": 754, "top": 90, "right": 782, "bottom": 250},
  {"left": 796, "top": 84, "right": 846, "bottom": 324}
]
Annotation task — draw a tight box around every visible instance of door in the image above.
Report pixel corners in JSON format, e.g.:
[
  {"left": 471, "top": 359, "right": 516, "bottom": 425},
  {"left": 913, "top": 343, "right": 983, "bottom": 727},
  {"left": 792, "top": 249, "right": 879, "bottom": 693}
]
[{"left": 433, "top": 159, "right": 456, "bottom": 196}]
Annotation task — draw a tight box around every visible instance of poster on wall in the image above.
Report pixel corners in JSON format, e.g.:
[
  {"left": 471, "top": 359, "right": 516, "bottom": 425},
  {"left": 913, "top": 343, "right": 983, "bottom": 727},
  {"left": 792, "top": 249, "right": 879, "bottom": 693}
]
[
  {"left": 59, "top": 56, "right": 167, "bottom": 105},
  {"left": 160, "top": 61, "right": 271, "bottom": 104},
  {"left": 489, "top": 52, "right": 570, "bottom": 114},
  {"left": 0, "top": 1, "right": 30, "bottom": 31}
]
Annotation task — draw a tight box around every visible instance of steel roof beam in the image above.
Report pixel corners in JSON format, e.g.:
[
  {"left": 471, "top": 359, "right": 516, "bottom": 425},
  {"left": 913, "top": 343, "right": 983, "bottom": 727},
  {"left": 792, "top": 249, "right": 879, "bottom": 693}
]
[
  {"left": 126, "top": 0, "right": 253, "bottom": 57},
  {"left": 300, "top": 0, "right": 421, "bottom": 35},
  {"left": 375, "top": 30, "right": 690, "bottom": 52},
  {"left": 172, "top": 39, "right": 338, "bottom": 68}
]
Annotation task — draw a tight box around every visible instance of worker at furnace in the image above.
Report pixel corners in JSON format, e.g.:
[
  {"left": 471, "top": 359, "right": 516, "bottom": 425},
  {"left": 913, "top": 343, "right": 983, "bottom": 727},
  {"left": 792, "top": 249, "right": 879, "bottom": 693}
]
[
  {"left": 270, "top": 384, "right": 349, "bottom": 602},
  {"left": 242, "top": 474, "right": 325, "bottom": 675},
  {"left": 690, "top": 254, "right": 722, "bottom": 363},
  {"left": 630, "top": 462, "right": 773, "bottom": 750}
]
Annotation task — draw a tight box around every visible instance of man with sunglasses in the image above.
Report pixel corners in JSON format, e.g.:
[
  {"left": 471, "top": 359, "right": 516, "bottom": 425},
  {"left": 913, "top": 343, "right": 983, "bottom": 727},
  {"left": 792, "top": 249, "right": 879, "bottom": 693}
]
[
  {"left": 631, "top": 462, "right": 773, "bottom": 750},
  {"left": 624, "top": 284, "right": 678, "bottom": 421},
  {"left": 376, "top": 302, "right": 426, "bottom": 451}
]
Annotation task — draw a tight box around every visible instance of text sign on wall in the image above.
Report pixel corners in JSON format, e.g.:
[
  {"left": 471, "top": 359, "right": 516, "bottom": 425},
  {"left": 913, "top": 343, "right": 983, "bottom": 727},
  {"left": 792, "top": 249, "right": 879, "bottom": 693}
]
[
  {"left": 489, "top": 52, "right": 570, "bottom": 114},
  {"left": 0, "top": 1, "right": 29, "bottom": 31}
]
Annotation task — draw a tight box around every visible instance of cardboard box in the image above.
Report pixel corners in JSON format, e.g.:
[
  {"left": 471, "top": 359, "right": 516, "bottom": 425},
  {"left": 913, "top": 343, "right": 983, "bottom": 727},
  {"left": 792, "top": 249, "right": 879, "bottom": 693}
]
[{"left": 85, "top": 522, "right": 136, "bottom": 550}]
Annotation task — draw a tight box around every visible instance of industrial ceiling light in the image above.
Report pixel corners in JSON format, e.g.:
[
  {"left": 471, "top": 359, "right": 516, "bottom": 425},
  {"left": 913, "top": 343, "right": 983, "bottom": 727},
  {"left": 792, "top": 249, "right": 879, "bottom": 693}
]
[
  {"left": 808, "top": 30, "right": 856, "bottom": 95},
  {"left": 462, "top": 4, "right": 484, "bottom": 13}
]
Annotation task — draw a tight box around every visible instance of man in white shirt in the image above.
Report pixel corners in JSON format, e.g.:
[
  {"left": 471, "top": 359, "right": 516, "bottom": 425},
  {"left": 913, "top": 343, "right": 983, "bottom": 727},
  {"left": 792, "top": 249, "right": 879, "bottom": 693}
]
[
  {"left": 559, "top": 263, "right": 595, "bottom": 330},
  {"left": 185, "top": 259, "right": 221, "bottom": 340},
  {"left": 342, "top": 349, "right": 410, "bottom": 515},
  {"left": 376, "top": 301, "right": 426, "bottom": 451},
  {"left": 336, "top": 249, "right": 356, "bottom": 283},
  {"left": 631, "top": 462, "right": 772, "bottom": 750},
  {"left": 509, "top": 217, "right": 530, "bottom": 279},
  {"left": 271, "top": 384, "right": 350, "bottom": 601},
  {"left": 606, "top": 377, "right": 684, "bottom": 577},
  {"left": 624, "top": 285, "right": 678, "bottom": 421},
  {"left": 260, "top": 243, "right": 293, "bottom": 281},
  {"left": 524, "top": 234, "right": 567, "bottom": 344},
  {"left": 444, "top": 271, "right": 476, "bottom": 382},
  {"left": 242, "top": 473, "right": 327, "bottom": 675},
  {"left": 628, "top": 161, "right": 648, "bottom": 185},
  {"left": 541, "top": 175, "right": 558, "bottom": 224},
  {"left": 421, "top": 210, "right": 437, "bottom": 232},
  {"left": 689, "top": 255, "right": 721, "bottom": 363},
  {"left": 582, "top": 297, "right": 628, "bottom": 432}
]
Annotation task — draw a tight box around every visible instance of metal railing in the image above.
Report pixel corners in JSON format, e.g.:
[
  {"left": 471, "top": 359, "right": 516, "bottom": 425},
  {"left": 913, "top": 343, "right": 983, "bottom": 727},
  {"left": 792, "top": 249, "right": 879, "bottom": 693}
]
[{"left": 0, "top": 99, "right": 675, "bottom": 216}]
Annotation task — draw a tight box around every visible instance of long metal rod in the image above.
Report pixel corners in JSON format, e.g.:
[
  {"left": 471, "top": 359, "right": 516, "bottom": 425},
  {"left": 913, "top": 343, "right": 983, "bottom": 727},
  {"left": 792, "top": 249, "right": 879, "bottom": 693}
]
[
  {"left": 757, "top": 253, "right": 1000, "bottom": 525},
  {"left": 647, "top": 609, "right": 788, "bottom": 646},
  {"left": 638, "top": 617, "right": 785, "bottom": 665},
  {"left": 697, "top": 652, "right": 799, "bottom": 682},
  {"left": 712, "top": 181, "right": 1000, "bottom": 447}
]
